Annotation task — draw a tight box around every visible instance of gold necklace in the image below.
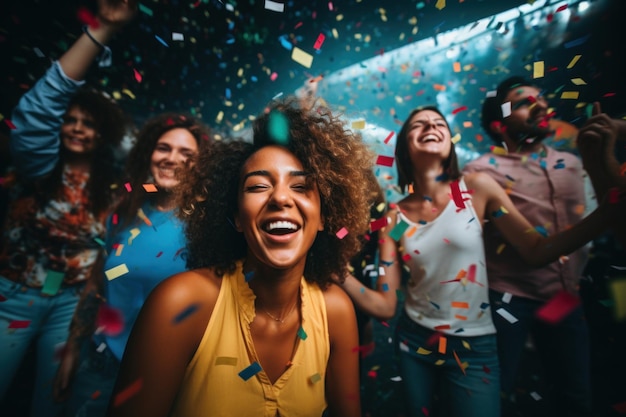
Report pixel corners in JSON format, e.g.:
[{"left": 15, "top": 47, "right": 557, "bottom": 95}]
[{"left": 263, "top": 301, "right": 298, "bottom": 324}]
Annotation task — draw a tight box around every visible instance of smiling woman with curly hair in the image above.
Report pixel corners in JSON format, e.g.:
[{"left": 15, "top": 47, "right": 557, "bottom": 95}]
[{"left": 108, "top": 97, "right": 376, "bottom": 417}]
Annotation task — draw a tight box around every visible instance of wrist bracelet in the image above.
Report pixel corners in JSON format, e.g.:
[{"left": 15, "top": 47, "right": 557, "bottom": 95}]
[{"left": 81, "top": 25, "right": 113, "bottom": 68}]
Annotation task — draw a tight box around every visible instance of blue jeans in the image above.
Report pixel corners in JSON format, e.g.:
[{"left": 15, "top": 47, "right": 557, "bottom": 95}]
[
  {"left": 489, "top": 289, "right": 592, "bottom": 417},
  {"left": 63, "top": 340, "right": 120, "bottom": 417},
  {"left": 0, "top": 276, "right": 83, "bottom": 417},
  {"left": 395, "top": 312, "right": 501, "bottom": 417}
]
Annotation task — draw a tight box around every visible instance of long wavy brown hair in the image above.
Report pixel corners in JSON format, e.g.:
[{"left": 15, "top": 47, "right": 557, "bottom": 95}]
[
  {"left": 178, "top": 98, "right": 376, "bottom": 288},
  {"left": 111, "top": 113, "right": 212, "bottom": 234}
]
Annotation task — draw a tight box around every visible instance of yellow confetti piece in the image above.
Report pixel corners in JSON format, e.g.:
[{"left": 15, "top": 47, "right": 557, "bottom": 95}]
[
  {"left": 533, "top": 61, "right": 545, "bottom": 79},
  {"left": 571, "top": 78, "right": 587, "bottom": 86},
  {"left": 451, "top": 133, "right": 461, "bottom": 144},
  {"left": 462, "top": 340, "right": 471, "bottom": 350},
  {"left": 105, "top": 264, "right": 129, "bottom": 280},
  {"left": 128, "top": 228, "right": 140, "bottom": 245},
  {"left": 291, "top": 47, "right": 313, "bottom": 68},
  {"left": 561, "top": 91, "right": 580, "bottom": 99},
  {"left": 435, "top": 0, "right": 446, "bottom": 10},
  {"left": 609, "top": 278, "right": 626, "bottom": 321},
  {"left": 496, "top": 243, "right": 506, "bottom": 254},
  {"left": 491, "top": 146, "right": 508, "bottom": 156},
  {"left": 435, "top": 359, "right": 445, "bottom": 365},
  {"left": 115, "top": 243, "right": 124, "bottom": 257},
  {"left": 417, "top": 347, "right": 432, "bottom": 355},
  {"left": 351, "top": 119, "right": 366, "bottom": 130},
  {"left": 215, "top": 356, "right": 238, "bottom": 366},
  {"left": 121, "top": 89, "right": 136, "bottom": 99},
  {"left": 566, "top": 54, "right": 581, "bottom": 69}
]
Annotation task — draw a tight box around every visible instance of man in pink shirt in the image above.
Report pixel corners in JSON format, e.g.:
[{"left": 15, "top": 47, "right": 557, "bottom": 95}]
[{"left": 463, "top": 76, "right": 595, "bottom": 417}]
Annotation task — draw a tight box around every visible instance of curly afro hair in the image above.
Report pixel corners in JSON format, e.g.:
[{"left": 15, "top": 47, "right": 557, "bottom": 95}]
[{"left": 179, "top": 97, "right": 376, "bottom": 288}]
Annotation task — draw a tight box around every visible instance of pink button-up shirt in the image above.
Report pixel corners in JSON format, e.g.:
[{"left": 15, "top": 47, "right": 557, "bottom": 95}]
[{"left": 463, "top": 146, "right": 593, "bottom": 302}]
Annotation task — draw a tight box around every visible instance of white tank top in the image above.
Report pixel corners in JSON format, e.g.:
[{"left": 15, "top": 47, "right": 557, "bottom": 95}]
[{"left": 398, "top": 178, "right": 496, "bottom": 336}]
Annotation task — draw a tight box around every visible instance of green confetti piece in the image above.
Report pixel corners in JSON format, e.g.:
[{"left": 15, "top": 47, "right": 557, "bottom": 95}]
[
  {"left": 297, "top": 326, "right": 308, "bottom": 340},
  {"left": 268, "top": 110, "right": 290, "bottom": 145},
  {"left": 388, "top": 219, "right": 410, "bottom": 241},
  {"left": 41, "top": 270, "right": 64, "bottom": 296},
  {"left": 138, "top": 3, "right": 153, "bottom": 16}
]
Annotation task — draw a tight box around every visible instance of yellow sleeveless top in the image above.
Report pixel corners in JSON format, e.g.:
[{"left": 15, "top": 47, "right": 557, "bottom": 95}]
[{"left": 169, "top": 263, "right": 330, "bottom": 417}]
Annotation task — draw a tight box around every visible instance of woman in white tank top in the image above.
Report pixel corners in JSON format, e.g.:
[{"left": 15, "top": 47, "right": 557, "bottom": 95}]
[{"left": 336, "top": 106, "right": 619, "bottom": 417}]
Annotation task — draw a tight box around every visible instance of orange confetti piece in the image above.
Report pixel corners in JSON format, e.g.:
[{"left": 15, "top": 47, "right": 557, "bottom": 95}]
[
  {"left": 142, "top": 184, "right": 158, "bottom": 192},
  {"left": 453, "top": 350, "right": 466, "bottom": 375},
  {"left": 451, "top": 301, "right": 469, "bottom": 309},
  {"left": 438, "top": 336, "right": 447, "bottom": 354}
]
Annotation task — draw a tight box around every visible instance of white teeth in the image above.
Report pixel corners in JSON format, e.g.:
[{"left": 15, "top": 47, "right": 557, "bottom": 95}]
[
  {"left": 422, "top": 134, "right": 438, "bottom": 142},
  {"left": 267, "top": 221, "right": 298, "bottom": 231}
]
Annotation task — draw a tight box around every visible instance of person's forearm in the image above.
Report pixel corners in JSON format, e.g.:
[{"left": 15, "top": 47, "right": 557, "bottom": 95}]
[{"left": 339, "top": 273, "right": 397, "bottom": 320}]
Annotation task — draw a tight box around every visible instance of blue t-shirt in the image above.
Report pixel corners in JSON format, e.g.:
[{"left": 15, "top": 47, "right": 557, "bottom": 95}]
[{"left": 94, "top": 203, "right": 188, "bottom": 360}]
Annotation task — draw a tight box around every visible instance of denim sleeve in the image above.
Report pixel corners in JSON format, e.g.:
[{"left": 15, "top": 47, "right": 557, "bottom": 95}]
[{"left": 9, "top": 61, "right": 86, "bottom": 179}]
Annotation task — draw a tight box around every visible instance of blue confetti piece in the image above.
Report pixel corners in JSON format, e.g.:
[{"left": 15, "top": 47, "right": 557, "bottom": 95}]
[
  {"left": 297, "top": 326, "right": 308, "bottom": 340},
  {"left": 480, "top": 302, "right": 490, "bottom": 310},
  {"left": 279, "top": 35, "right": 293, "bottom": 50},
  {"left": 553, "top": 162, "right": 565, "bottom": 169},
  {"left": 225, "top": 88, "right": 231, "bottom": 99},
  {"left": 154, "top": 35, "right": 169, "bottom": 47},
  {"left": 534, "top": 225, "right": 549, "bottom": 237},
  {"left": 564, "top": 34, "right": 590, "bottom": 48},
  {"left": 454, "top": 328, "right": 465, "bottom": 333},
  {"left": 435, "top": 173, "right": 449, "bottom": 182},
  {"left": 382, "top": 283, "right": 389, "bottom": 292},
  {"left": 244, "top": 271, "right": 255, "bottom": 282},
  {"left": 238, "top": 362, "right": 262, "bottom": 381},
  {"left": 539, "top": 159, "right": 547, "bottom": 169},
  {"left": 173, "top": 303, "right": 200, "bottom": 323},
  {"left": 505, "top": 174, "right": 515, "bottom": 182},
  {"left": 430, "top": 301, "right": 440, "bottom": 310},
  {"left": 418, "top": 220, "right": 427, "bottom": 225}
]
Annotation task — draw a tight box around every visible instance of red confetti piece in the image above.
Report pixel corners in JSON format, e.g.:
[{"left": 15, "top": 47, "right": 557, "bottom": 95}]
[
  {"left": 376, "top": 155, "right": 394, "bottom": 167},
  {"left": 133, "top": 68, "right": 142, "bottom": 83},
  {"left": 96, "top": 304, "right": 125, "bottom": 336},
  {"left": 383, "top": 131, "right": 394, "bottom": 144},
  {"left": 76, "top": 6, "right": 99, "bottom": 28},
  {"left": 294, "top": 21, "right": 303, "bottom": 29},
  {"left": 483, "top": 364, "right": 491, "bottom": 374},
  {"left": 112, "top": 213, "right": 119, "bottom": 225},
  {"left": 156, "top": 251, "right": 163, "bottom": 258},
  {"left": 556, "top": 4, "right": 568, "bottom": 12},
  {"left": 535, "top": 290, "right": 580, "bottom": 325},
  {"left": 4, "top": 119, "right": 16, "bottom": 129},
  {"left": 313, "top": 33, "right": 325, "bottom": 50},
  {"left": 451, "top": 105, "right": 467, "bottom": 115},
  {"left": 370, "top": 217, "right": 388, "bottom": 232},
  {"left": 450, "top": 180, "right": 466, "bottom": 209},
  {"left": 422, "top": 407, "right": 430, "bottom": 416},
  {"left": 113, "top": 378, "right": 143, "bottom": 407},
  {"left": 9, "top": 320, "right": 31, "bottom": 329},
  {"left": 124, "top": 183, "right": 132, "bottom": 192}
]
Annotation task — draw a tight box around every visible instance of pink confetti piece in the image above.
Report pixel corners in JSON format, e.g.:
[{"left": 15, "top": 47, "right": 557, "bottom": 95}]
[
  {"left": 270, "top": 72, "right": 278, "bottom": 81},
  {"left": 384, "top": 131, "right": 394, "bottom": 144},
  {"left": 451, "top": 105, "right": 467, "bottom": 115},
  {"left": 335, "top": 227, "right": 348, "bottom": 239}
]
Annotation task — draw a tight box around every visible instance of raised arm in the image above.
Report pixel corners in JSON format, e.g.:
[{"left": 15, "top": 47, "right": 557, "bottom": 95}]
[
  {"left": 577, "top": 102, "right": 626, "bottom": 198},
  {"left": 337, "top": 209, "right": 401, "bottom": 321},
  {"left": 9, "top": 0, "right": 136, "bottom": 179},
  {"left": 106, "top": 270, "right": 218, "bottom": 417},
  {"left": 324, "top": 284, "right": 361, "bottom": 417},
  {"left": 467, "top": 172, "right": 616, "bottom": 267}
]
